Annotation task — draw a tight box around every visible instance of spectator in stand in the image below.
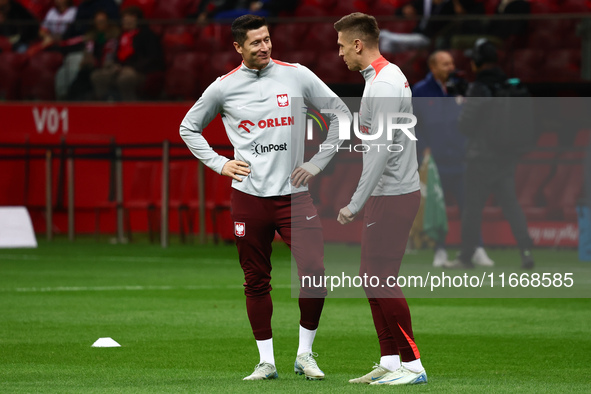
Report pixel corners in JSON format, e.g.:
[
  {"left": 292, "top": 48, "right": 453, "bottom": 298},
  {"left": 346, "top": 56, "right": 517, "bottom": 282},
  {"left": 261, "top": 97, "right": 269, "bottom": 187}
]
[
  {"left": 67, "top": 10, "right": 119, "bottom": 100},
  {"left": 413, "top": 50, "right": 494, "bottom": 268},
  {"left": 380, "top": 0, "right": 486, "bottom": 52},
  {"left": 488, "top": 0, "right": 530, "bottom": 39},
  {"left": 37, "top": 0, "right": 77, "bottom": 50},
  {"left": 0, "top": 0, "right": 39, "bottom": 52},
  {"left": 91, "top": 6, "right": 164, "bottom": 101},
  {"left": 55, "top": 0, "right": 119, "bottom": 99}
]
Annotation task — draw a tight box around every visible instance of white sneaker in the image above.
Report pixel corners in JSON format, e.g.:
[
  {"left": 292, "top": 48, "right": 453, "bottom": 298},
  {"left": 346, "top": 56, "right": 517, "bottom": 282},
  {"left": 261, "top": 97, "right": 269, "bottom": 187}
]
[
  {"left": 472, "top": 247, "right": 495, "bottom": 267},
  {"left": 349, "top": 363, "right": 391, "bottom": 384},
  {"left": 370, "top": 366, "right": 428, "bottom": 385},
  {"left": 294, "top": 352, "right": 325, "bottom": 380},
  {"left": 243, "top": 362, "right": 278, "bottom": 380},
  {"left": 432, "top": 248, "right": 448, "bottom": 267}
]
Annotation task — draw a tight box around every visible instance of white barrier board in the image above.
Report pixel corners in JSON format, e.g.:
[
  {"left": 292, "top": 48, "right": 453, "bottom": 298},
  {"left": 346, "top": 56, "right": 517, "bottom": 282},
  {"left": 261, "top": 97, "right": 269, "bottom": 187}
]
[{"left": 0, "top": 207, "right": 38, "bottom": 248}]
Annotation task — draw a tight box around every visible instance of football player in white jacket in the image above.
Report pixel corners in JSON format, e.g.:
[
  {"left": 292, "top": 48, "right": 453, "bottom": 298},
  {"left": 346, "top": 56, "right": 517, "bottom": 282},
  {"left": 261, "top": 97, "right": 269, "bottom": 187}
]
[
  {"left": 334, "top": 13, "right": 427, "bottom": 386},
  {"left": 180, "top": 15, "right": 350, "bottom": 381}
]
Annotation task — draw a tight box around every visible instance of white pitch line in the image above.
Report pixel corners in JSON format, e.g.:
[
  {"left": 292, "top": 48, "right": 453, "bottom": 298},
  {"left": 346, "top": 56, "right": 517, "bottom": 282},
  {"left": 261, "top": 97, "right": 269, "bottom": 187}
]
[
  {"left": 0, "top": 254, "right": 41, "bottom": 260},
  {"left": 0, "top": 254, "right": 239, "bottom": 265},
  {"left": 1, "top": 284, "right": 295, "bottom": 293}
]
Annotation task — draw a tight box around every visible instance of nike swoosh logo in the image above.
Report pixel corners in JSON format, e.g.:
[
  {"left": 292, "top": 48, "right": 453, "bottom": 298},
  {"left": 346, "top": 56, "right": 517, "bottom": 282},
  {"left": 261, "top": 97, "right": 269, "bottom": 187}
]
[
  {"left": 306, "top": 215, "right": 317, "bottom": 221},
  {"left": 237, "top": 104, "right": 250, "bottom": 110},
  {"left": 367, "top": 222, "right": 377, "bottom": 227},
  {"left": 371, "top": 377, "right": 381, "bottom": 381},
  {"left": 382, "top": 377, "right": 404, "bottom": 382}
]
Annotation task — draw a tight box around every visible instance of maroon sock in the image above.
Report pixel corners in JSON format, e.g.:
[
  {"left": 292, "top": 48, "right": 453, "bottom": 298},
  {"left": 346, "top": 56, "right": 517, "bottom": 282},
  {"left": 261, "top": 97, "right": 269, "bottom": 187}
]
[
  {"left": 246, "top": 293, "right": 273, "bottom": 340},
  {"left": 368, "top": 298, "right": 398, "bottom": 356},
  {"left": 298, "top": 297, "right": 325, "bottom": 330}
]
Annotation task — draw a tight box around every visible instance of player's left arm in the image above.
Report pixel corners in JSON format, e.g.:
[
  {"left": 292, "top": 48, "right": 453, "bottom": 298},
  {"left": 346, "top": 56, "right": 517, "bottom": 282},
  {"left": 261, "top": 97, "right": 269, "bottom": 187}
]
[
  {"left": 291, "top": 65, "right": 351, "bottom": 187},
  {"left": 338, "top": 82, "right": 403, "bottom": 224}
]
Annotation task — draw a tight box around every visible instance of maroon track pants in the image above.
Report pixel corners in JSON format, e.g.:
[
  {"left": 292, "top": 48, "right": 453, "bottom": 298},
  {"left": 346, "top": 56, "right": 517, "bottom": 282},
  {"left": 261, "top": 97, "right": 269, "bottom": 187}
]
[
  {"left": 360, "top": 191, "right": 422, "bottom": 362},
  {"left": 231, "top": 189, "right": 326, "bottom": 340}
]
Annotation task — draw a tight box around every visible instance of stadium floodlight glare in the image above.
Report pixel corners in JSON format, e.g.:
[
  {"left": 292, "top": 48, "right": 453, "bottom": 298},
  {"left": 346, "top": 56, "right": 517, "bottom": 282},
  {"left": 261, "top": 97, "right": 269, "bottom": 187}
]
[{"left": 91, "top": 338, "right": 121, "bottom": 347}]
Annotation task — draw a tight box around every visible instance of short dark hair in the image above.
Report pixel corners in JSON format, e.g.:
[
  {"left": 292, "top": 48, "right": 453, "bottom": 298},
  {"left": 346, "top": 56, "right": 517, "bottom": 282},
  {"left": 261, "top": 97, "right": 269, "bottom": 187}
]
[
  {"left": 468, "top": 38, "right": 498, "bottom": 67},
  {"left": 121, "top": 5, "right": 143, "bottom": 20},
  {"left": 334, "top": 12, "right": 380, "bottom": 48},
  {"left": 231, "top": 14, "right": 268, "bottom": 46}
]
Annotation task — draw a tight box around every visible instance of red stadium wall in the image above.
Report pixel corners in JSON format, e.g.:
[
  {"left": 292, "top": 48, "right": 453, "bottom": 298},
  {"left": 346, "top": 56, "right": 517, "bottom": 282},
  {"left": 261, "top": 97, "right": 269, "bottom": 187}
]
[
  {"left": 0, "top": 103, "right": 582, "bottom": 247},
  {"left": 0, "top": 103, "right": 231, "bottom": 236}
]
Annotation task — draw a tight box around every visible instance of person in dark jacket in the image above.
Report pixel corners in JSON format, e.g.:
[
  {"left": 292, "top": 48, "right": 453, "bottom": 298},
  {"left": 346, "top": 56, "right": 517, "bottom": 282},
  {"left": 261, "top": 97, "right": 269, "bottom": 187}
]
[
  {"left": 413, "top": 50, "right": 494, "bottom": 268},
  {"left": 446, "top": 38, "right": 534, "bottom": 269},
  {"left": 67, "top": 10, "right": 119, "bottom": 100},
  {"left": 91, "top": 6, "right": 164, "bottom": 100},
  {"left": 0, "top": 0, "right": 39, "bottom": 52},
  {"left": 55, "top": 0, "right": 119, "bottom": 99}
]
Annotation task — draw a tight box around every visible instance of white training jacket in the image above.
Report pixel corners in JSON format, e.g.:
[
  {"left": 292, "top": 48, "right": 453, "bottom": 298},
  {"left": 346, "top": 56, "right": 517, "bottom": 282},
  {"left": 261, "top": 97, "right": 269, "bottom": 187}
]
[
  {"left": 346, "top": 56, "right": 421, "bottom": 215},
  {"left": 180, "top": 58, "right": 350, "bottom": 197}
]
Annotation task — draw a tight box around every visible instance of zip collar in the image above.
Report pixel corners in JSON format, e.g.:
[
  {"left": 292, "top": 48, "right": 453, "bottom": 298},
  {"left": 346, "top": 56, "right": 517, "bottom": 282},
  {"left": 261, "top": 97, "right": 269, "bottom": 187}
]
[{"left": 360, "top": 56, "right": 389, "bottom": 83}]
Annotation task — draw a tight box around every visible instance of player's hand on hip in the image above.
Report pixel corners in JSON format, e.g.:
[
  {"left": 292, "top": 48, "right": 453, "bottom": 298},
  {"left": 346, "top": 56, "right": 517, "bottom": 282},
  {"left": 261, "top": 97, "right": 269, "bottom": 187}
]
[
  {"left": 222, "top": 160, "right": 250, "bottom": 182},
  {"left": 291, "top": 167, "right": 313, "bottom": 187},
  {"left": 291, "top": 162, "right": 321, "bottom": 187},
  {"left": 337, "top": 206, "right": 355, "bottom": 225}
]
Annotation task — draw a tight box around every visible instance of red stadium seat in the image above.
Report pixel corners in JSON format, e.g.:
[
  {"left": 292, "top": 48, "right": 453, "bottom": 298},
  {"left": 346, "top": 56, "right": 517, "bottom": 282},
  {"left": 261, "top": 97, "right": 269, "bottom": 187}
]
[
  {"left": 541, "top": 49, "right": 581, "bottom": 83},
  {"left": 0, "top": 52, "right": 27, "bottom": 100},
  {"left": 94, "top": 161, "right": 158, "bottom": 242},
  {"left": 509, "top": 49, "right": 545, "bottom": 83},
  {"left": 204, "top": 51, "right": 242, "bottom": 86},
  {"left": 211, "top": 174, "right": 233, "bottom": 243},
  {"left": 198, "top": 24, "right": 234, "bottom": 52},
  {"left": 139, "top": 71, "right": 165, "bottom": 99},
  {"left": 482, "top": 0, "right": 498, "bottom": 14},
  {"left": 379, "top": 20, "right": 416, "bottom": 34},
  {"left": 0, "top": 36, "right": 12, "bottom": 52},
  {"left": 560, "top": 164, "right": 583, "bottom": 221},
  {"left": 19, "top": 52, "right": 63, "bottom": 100},
  {"left": 326, "top": 0, "right": 369, "bottom": 16},
  {"left": 153, "top": 0, "right": 194, "bottom": 19},
  {"left": 274, "top": 50, "right": 318, "bottom": 69},
  {"left": 311, "top": 55, "right": 353, "bottom": 84},
  {"left": 515, "top": 133, "right": 558, "bottom": 220},
  {"left": 161, "top": 25, "right": 199, "bottom": 64},
  {"left": 121, "top": 0, "right": 156, "bottom": 18},
  {"left": 527, "top": 20, "right": 579, "bottom": 50},
  {"left": 124, "top": 162, "right": 159, "bottom": 243},
  {"left": 164, "top": 52, "right": 208, "bottom": 100},
  {"left": 559, "top": 0, "right": 591, "bottom": 12},
  {"left": 574, "top": 129, "right": 591, "bottom": 147},
  {"left": 155, "top": 162, "right": 216, "bottom": 243},
  {"left": 27, "top": 51, "right": 63, "bottom": 71},
  {"left": 389, "top": 50, "right": 428, "bottom": 85},
  {"left": 315, "top": 0, "right": 338, "bottom": 10},
  {"left": 371, "top": 0, "right": 398, "bottom": 16},
  {"left": 304, "top": 23, "right": 340, "bottom": 51},
  {"left": 530, "top": 1, "right": 553, "bottom": 13},
  {"left": 270, "top": 23, "right": 310, "bottom": 52},
  {"left": 294, "top": 3, "right": 326, "bottom": 17},
  {"left": 18, "top": 0, "right": 53, "bottom": 20},
  {"left": 446, "top": 205, "right": 460, "bottom": 221},
  {"left": 542, "top": 152, "right": 580, "bottom": 220}
]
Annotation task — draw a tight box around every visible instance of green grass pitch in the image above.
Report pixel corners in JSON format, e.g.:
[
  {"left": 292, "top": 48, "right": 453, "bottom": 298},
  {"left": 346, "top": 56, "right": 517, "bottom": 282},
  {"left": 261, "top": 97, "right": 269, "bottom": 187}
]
[{"left": 1, "top": 239, "right": 589, "bottom": 393}]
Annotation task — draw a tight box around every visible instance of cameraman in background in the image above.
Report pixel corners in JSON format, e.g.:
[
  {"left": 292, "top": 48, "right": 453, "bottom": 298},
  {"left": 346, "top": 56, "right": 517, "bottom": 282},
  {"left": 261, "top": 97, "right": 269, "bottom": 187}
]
[
  {"left": 413, "top": 50, "right": 494, "bottom": 267},
  {"left": 446, "top": 39, "right": 535, "bottom": 269}
]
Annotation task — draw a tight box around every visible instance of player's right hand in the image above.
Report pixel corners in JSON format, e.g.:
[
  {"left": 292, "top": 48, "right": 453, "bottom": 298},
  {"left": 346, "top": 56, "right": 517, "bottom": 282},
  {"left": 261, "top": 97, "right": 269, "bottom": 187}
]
[{"left": 222, "top": 160, "right": 250, "bottom": 182}]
